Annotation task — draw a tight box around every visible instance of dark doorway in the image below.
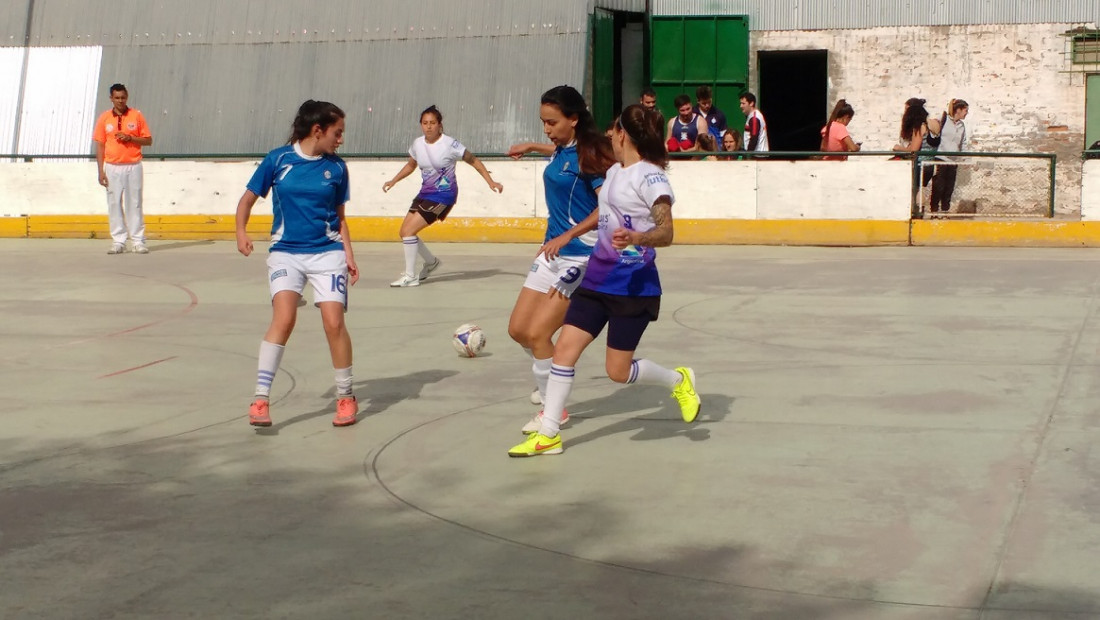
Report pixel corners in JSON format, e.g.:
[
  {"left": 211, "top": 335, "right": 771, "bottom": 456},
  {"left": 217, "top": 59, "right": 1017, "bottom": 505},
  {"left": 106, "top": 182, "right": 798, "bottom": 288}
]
[
  {"left": 591, "top": 10, "right": 645, "bottom": 132},
  {"left": 758, "top": 50, "right": 828, "bottom": 154}
]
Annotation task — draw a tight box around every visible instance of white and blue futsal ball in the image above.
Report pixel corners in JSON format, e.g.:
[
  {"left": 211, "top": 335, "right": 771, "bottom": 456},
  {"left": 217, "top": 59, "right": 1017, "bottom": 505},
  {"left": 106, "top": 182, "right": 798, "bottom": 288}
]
[{"left": 452, "top": 323, "right": 486, "bottom": 358}]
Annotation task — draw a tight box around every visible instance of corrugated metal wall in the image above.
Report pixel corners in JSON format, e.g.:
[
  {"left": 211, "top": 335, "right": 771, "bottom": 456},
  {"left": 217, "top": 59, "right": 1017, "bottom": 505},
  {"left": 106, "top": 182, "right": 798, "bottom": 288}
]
[
  {"left": 592, "top": 0, "right": 647, "bottom": 12},
  {"left": 650, "top": 0, "right": 1100, "bottom": 30},
  {"left": 1, "top": 0, "right": 593, "bottom": 155},
  {"left": 18, "top": 46, "right": 100, "bottom": 156},
  {"left": 4, "top": 0, "right": 1099, "bottom": 155}
]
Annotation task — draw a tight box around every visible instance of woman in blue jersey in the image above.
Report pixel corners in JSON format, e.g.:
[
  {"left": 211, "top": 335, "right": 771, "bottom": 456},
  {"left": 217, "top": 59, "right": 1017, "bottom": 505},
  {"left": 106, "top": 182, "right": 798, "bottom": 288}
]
[
  {"left": 508, "top": 103, "right": 701, "bottom": 458},
  {"left": 505, "top": 85, "right": 616, "bottom": 434},
  {"left": 382, "top": 105, "right": 504, "bottom": 287},
  {"left": 235, "top": 100, "right": 361, "bottom": 429}
]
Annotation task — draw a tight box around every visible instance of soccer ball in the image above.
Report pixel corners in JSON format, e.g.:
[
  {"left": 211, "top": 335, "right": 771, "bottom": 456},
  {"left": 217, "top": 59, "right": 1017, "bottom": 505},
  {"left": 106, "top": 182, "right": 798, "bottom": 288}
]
[{"left": 452, "top": 323, "right": 486, "bottom": 357}]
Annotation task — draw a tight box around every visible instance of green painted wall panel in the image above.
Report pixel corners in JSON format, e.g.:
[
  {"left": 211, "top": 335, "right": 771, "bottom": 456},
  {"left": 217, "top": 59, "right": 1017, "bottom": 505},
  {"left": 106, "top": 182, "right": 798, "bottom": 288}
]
[
  {"left": 591, "top": 9, "right": 616, "bottom": 133},
  {"left": 716, "top": 84, "right": 746, "bottom": 133},
  {"left": 650, "top": 19, "right": 684, "bottom": 82},
  {"left": 1088, "top": 74, "right": 1100, "bottom": 148},
  {"left": 716, "top": 18, "right": 749, "bottom": 82},
  {"left": 650, "top": 14, "right": 748, "bottom": 132},
  {"left": 683, "top": 19, "right": 717, "bottom": 82}
]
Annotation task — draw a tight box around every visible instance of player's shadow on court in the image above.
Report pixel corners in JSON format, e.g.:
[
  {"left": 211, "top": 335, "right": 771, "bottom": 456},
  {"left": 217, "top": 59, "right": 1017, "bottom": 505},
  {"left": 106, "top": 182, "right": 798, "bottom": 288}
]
[
  {"left": 254, "top": 369, "right": 458, "bottom": 434},
  {"left": 418, "top": 268, "right": 515, "bottom": 285},
  {"left": 563, "top": 384, "right": 734, "bottom": 450},
  {"left": 145, "top": 240, "right": 216, "bottom": 252}
]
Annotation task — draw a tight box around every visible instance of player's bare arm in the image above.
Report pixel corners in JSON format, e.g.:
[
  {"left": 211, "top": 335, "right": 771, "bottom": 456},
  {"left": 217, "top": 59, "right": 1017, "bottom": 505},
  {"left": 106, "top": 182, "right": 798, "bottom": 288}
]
[
  {"left": 613, "top": 198, "right": 673, "bottom": 249},
  {"left": 234, "top": 190, "right": 260, "bottom": 256},
  {"left": 382, "top": 158, "right": 417, "bottom": 192},
  {"left": 463, "top": 149, "right": 503, "bottom": 193}
]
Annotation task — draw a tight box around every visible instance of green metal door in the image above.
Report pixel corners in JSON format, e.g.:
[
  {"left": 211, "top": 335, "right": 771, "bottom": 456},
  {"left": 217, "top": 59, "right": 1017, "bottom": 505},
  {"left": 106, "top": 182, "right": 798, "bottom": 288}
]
[
  {"left": 590, "top": 9, "right": 616, "bottom": 132},
  {"left": 1088, "top": 74, "right": 1100, "bottom": 149},
  {"left": 650, "top": 15, "right": 749, "bottom": 131}
]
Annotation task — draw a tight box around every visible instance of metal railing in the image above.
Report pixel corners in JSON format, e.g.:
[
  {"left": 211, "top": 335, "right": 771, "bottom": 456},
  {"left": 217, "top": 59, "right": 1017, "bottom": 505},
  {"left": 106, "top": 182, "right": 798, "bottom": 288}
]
[{"left": 3, "top": 149, "right": 1060, "bottom": 218}]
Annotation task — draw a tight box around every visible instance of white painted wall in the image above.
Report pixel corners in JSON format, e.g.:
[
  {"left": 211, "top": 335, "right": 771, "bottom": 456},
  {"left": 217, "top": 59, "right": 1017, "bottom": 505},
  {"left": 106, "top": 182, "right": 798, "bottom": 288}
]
[
  {"left": 0, "top": 157, "right": 917, "bottom": 221},
  {"left": 1083, "top": 160, "right": 1100, "bottom": 221},
  {"left": 750, "top": 23, "right": 1091, "bottom": 214}
]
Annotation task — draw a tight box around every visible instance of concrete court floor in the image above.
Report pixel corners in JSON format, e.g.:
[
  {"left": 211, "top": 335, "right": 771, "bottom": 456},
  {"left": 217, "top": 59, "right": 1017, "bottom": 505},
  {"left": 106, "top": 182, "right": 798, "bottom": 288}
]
[{"left": 2, "top": 238, "right": 1100, "bottom": 620}]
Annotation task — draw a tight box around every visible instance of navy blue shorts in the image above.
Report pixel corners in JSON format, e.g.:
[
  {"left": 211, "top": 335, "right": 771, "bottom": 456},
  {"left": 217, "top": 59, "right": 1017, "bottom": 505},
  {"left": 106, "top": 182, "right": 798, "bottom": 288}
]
[{"left": 564, "top": 287, "right": 660, "bottom": 352}]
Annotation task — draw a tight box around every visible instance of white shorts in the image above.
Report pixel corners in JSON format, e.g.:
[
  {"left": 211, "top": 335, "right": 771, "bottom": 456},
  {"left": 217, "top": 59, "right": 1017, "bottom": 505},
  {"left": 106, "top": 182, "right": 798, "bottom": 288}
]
[
  {"left": 267, "top": 250, "right": 349, "bottom": 309},
  {"left": 523, "top": 253, "right": 589, "bottom": 298}
]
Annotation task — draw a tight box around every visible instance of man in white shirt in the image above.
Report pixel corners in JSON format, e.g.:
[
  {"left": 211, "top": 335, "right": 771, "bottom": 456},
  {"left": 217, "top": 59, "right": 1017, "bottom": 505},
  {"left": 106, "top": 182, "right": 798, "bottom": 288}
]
[{"left": 740, "top": 92, "right": 769, "bottom": 152}]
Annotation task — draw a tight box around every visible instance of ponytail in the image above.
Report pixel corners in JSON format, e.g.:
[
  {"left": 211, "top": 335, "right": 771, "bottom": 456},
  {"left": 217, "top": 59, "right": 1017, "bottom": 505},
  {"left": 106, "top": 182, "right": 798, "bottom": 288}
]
[
  {"left": 822, "top": 99, "right": 854, "bottom": 151},
  {"left": 287, "top": 100, "right": 345, "bottom": 144},
  {"left": 617, "top": 104, "right": 669, "bottom": 169}
]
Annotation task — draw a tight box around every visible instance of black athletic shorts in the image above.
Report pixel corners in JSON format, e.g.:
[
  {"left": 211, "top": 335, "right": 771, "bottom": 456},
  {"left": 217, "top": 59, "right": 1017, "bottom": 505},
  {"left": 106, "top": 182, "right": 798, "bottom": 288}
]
[
  {"left": 410, "top": 198, "right": 454, "bottom": 224},
  {"left": 564, "top": 286, "right": 660, "bottom": 352}
]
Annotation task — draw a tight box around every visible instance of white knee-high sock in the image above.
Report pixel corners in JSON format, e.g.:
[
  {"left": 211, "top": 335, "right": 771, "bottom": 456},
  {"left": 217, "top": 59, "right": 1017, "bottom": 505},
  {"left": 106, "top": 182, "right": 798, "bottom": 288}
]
[
  {"left": 533, "top": 358, "right": 552, "bottom": 405},
  {"left": 538, "top": 364, "right": 574, "bottom": 437},
  {"left": 255, "top": 341, "right": 285, "bottom": 399},
  {"left": 402, "top": 236, "right": 419, "bottom": 277},
  {"left": 417, "top": 239, "right": 436, "bottom": 264},
  {"left": 335, "top": 366, "right": 353, "bottom": 397},
  {"left": 627, "top": 358, "right": 681, "bottom": 389}
]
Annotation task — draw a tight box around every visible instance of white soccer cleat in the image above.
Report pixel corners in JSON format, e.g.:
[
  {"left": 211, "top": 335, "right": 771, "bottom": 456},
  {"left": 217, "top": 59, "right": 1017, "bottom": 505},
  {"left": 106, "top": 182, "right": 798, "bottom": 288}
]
[
  {"left": 419, "top": 258, "right": 442, "bottom": 280},
  {"left": 390, "top": 273, "right": 420, "bottom": 287},
  {"left": 521, "top": 409, "right": 569, "bottom": 434},
  {"left": 529, "top": 388, "right": 542, "bottom": 405}
]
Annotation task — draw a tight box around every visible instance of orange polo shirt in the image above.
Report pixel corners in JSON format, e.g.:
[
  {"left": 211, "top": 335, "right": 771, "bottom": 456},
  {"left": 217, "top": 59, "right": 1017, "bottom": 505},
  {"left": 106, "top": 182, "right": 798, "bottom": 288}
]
[{"left": 92, "top": 107, "right": 151, "bottom": 164}]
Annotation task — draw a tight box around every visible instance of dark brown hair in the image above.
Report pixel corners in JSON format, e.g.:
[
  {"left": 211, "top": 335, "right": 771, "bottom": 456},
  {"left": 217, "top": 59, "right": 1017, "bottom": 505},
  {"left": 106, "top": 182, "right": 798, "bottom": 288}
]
[
  {"left": 288, "top": 100, "right": 345, "bottom": 143},
  {"left": 420, "top": 105, "right": 443, "bottom": 124},
  {"left": 617, "top": 104, "right": 669, "bottom": 169},
  {"left": 541, "top": 85, "right": 615, "bottom": 176},
  {"left": 822, "top": 99, "right": 854, "bottom": 150}
]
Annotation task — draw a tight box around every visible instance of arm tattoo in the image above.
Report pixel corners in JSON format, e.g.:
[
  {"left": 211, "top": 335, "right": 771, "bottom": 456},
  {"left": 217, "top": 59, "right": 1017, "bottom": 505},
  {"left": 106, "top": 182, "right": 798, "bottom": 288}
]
[{"left": 634, "top": 199, "right": 674, "bottom": 248}]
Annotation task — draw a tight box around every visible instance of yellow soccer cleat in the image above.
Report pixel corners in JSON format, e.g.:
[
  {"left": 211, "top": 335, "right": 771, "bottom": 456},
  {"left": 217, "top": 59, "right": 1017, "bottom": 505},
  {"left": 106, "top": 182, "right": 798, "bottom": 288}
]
[
  {"left": 508, "top": 432, "right": 563, "bottom": 457},
  {"left": 671, "top": 367, "right": 701, "bottom": 423}
]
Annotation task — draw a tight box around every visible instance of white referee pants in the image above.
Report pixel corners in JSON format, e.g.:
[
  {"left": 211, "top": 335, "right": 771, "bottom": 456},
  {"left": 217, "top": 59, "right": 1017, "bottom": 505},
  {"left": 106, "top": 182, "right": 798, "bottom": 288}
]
[{"left": 105, "top": 162, "right": 146, "bottom": 244}]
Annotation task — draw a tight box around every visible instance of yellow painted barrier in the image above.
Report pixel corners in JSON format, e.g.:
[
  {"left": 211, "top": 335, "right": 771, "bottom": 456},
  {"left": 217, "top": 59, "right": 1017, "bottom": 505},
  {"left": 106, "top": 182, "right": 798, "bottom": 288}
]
[
  {"left": 0, "top": 217, "right": 27, "bottom": 237},
  {"left": 8, "top": 215, "right": 1100, "bottom": 247},
  {"left": 674, "top": 219, "right": 911, "bottom": 246},
  {"left": 911, "top": 220, "right": 1100, "bottom": 247}
]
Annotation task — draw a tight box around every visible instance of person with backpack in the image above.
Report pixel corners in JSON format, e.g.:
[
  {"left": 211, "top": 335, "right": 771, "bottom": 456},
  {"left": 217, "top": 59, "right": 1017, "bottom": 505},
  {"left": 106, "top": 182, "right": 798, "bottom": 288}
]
[{"left": 930, "top": 99, "right": 969, "bottom": 214}]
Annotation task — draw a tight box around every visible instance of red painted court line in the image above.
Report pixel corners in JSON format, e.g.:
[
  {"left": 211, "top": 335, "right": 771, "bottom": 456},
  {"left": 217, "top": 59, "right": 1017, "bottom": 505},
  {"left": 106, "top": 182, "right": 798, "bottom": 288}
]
[
  {"left": 99, "top": 356, "right": 179, "bottom": 379},
  {"left": 61, "top": 274, "right": 200, "bottom": 347}
]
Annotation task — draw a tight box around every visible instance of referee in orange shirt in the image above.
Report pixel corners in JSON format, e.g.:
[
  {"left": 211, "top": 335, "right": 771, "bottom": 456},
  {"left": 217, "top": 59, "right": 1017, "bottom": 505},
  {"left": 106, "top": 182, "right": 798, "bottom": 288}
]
[{"left": 92, "top": 84, "right": 153, "bottom": 254}]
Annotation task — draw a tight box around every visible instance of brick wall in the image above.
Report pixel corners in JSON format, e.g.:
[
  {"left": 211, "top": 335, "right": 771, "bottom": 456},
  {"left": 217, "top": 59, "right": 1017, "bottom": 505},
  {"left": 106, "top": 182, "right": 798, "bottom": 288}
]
[{"left": 749, "top": 23, "right": 1091, "bottom": 215}]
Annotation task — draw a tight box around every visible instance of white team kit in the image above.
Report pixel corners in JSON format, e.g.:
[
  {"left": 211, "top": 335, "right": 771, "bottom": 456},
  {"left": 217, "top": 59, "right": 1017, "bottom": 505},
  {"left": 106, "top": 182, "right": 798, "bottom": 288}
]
[
  {"left": 523, "top": 253, "right": 590, "bottom": 297},
  {"left": 267, "top": 250, "right": 350, "bottom": 308}
]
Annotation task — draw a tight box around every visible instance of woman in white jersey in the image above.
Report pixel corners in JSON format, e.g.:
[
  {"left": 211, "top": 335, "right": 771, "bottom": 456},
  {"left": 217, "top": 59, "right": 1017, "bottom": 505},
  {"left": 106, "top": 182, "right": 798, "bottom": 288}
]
[
  {"left": 382, "top": 105, "right": 503, "bottom": 287},
  {"left": 235, "top": 100, "right": 360, "bottom": 429},
  {"left": 505, "top": 85, "right": 616, "bottom": 433},
  {"left": 508, "top": 104, "right": 701, "bottom": 458}
]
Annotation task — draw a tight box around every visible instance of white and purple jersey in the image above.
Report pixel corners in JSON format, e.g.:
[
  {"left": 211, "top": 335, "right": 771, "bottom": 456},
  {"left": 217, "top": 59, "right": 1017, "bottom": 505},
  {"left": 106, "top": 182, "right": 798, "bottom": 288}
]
[
  {"left": 581, "top": 162, "right": 674, "bottom": 297},
  {"left": 410, "top": 133, "right": 466, "bottom": 206},
  {"left": 247, "top": 142, "right": 349, "bottom": 255}
]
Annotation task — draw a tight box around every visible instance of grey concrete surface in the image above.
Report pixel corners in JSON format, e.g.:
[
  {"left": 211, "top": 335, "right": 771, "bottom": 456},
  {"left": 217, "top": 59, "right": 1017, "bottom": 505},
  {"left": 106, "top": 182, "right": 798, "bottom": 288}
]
[{"left": 2, "top": 239, "right": 1100, "bottom": 620}]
